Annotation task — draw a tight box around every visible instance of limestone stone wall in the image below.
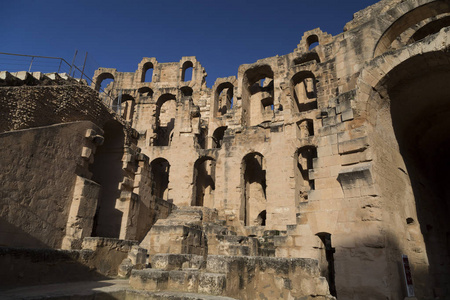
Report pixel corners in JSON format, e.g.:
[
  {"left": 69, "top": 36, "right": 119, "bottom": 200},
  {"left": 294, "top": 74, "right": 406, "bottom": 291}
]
[
  {"left": 89, "top": 1, "right": 450, "bottom": 298},
  {"left": 0, "top": 0, "right": 449, "bottom": 298},
  {"left": 0, "top": 238, "right": 136, "bottom": 289},
  {"left": 0, "top": 84, "right": 113, "bottom": 133},
  {"left": 0, "top": 121, "right": 102, "bottom": 248}
]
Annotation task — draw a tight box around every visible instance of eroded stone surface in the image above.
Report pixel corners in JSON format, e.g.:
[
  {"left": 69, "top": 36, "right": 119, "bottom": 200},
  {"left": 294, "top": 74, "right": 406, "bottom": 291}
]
[{"left": 1, "top": 1, "right": 450, "bottom": 299}]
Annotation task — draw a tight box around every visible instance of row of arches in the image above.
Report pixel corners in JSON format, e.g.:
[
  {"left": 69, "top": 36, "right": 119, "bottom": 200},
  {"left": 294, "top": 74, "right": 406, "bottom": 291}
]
[
  {"left": 242, "top": 65, "right": 319, "bottom": 126},
  {"left": 105, "top": 105, "right": 312, "bottom": 151},
  {"left": 102, "top": 93, "right": 230, "bottom": 150},
  {"left": 140, "top": 61, "right": 194, "bottom": 83},
  {"left": 100, "top": 90, "right": 189, "bottom": 145},
  {"left": 150, "top": 146, "right": 317, "bottom": 227},
  {"left": 95, "top": 67, "right": 318, "bottom": 130},
  {"left": 96, "top": 66, "right": 318, "bottom": 123},
  {"left": 148, "top": 156, "right": 215, "bottom": 207},
  {"left": 373, "top": 0, "right": 450, "bottom": 57},
  {"left": 86, "top": 121, "right": 329, "bottom": 292},
  {"left": 94, "top": 62, "right": 195, "bottom": 95},
  {"left": 357, "top": 42, "right": 450, "bottom": 297},
  {"left": 240, "top": 147, "right": 317, "bottom": 226},
  {"left": 100, "top": 84, "right": 193, "bottom": 102}
]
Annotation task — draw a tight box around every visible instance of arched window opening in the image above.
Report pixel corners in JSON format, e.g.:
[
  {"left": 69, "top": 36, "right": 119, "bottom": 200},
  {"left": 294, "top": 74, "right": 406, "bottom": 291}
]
[
  {"left": 293, "top": 52, "right": 321, "bottom": 65},
  {"left": 307, "top": 35, "right": 319, "bottom": 51},
  {"left": 256, "top": 210, "right": 267, "bottom": 226},
  {"left": 100, "top": 79, "right": 114, "bottom": 94},
  {"left": 212, "top": 126, "right": 227, "bottom": 148},
  {"left": 150, "top": 158, "right": 170, "bottom": 201},
  {"left": 142, "top": 62, "right": 154, "bottom": 82},
  {"left": 241, "top": 153, "right": 267, "bottom": 226},
  {"left": 295, "top": 146, "right": 317, "bottom": 205},
  {"left": 182, "top": 61, "right": 194, "bottom": 82},
  {"left": 316, "top": 233, "right": 337, "bottom": 297},
  {"left": 218, "top": 88, "right": 232, "bottom": 114},
  {"left": 112, "top": 94, "right": 134, "bottom": 119},
  {"left": 95, "top": 72, "right": 114, "bottom": 92},
  {"left": 192, "top": 157, "right": 216, "bottom": 207},
  {"left": 291, "top": 71, "right": 318, "bottom": 113},
  {"left": 381, "top": 54, "right": 450, "bottom": 293},
  {"left": 120, "top": 94, "right": 135, "bottom": 123},
  {"left": 112, "top": 96, "right": 121, "bottom": 114},
  {"left": 215, "top": 82, "right": 234, "bottom": 116},
  {"left": 297, "top": 119, "right": 314, "bottom": 139},
  {"left": 138, "top": 87, "right": 153, "bottom": 98},
  {"left": 373, "top": 1, "right": 450, "bottom": 57},
  {"left": 154, "top": 94, "right": 177, "bottom": 146},
  {"left": 90, "top": 121, "right": 125, "bottom": 238},
  {"left": 260, "top": 78, "right": 274, "bottom": 111},
  {"left": 181, "top": 86, "right": 193, "bottom": 97},
  {"left": 243, "top": 65, "right": 274, "bottom": 126},
  {"left": 409, "top": 16, "right": 450, "bottom": 44}
]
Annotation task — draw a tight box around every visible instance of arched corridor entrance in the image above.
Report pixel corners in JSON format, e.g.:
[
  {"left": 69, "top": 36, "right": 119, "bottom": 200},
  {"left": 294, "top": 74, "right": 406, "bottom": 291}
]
[
  {"left": 192, "top": 157, "right": 216, "bottom": 207},
  {"left": 150, "top": 158, "right": 170, "bottom": 201},
  {"left": 241, "top": 152, "right": 267, "bottom": 226},
  {"left": 372, "top": 51, "right": 450, "bottom": 297},
  {"left": 90, "top": 121, "right": 124, "bottom": 238}
]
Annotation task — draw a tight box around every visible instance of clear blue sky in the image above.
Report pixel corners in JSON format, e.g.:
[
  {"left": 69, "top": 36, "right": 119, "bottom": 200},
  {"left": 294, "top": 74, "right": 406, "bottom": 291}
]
[{"left": 2, "top": 0, "right": 378, "bottom": 87}]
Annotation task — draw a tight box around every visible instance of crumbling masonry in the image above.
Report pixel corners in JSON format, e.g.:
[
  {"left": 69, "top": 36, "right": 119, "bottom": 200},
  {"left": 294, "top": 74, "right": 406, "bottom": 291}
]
[{"left": 1, "top": 0, "right": 450, "bottom": 299}]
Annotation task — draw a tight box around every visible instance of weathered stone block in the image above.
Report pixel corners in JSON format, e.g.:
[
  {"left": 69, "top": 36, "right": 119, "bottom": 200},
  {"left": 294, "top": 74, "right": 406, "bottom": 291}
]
[
  {"left": 198, "top": 273, "right": 227, "bottom": 296},
  {"left": 130, "top": 269, "right": 169, "bottom": 291}
]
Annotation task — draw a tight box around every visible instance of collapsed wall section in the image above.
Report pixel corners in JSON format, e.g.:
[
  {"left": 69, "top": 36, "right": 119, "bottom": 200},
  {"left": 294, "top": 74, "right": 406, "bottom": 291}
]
[{"left": 0, "top": 84, "right": 115, "bottom": 133}]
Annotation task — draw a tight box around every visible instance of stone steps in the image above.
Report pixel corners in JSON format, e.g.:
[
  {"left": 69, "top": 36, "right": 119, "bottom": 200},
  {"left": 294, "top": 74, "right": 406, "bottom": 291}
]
[
  {"left": 126, "top": 290, "right": 238, "bottom": 300},
  {"left": 130, "top": 269, "right": 227, "bottom": 296},
  {"left": 151, "top": 253, "right": 205, "bottom": 271},
  {"left": 255, "top": 229, "right": 288, "bottom": 257},
  {"left": 0, "top": 71, "right": 87, "bottom": 87},
  {"left": 0, "top": 278, "right": 238, "bottom": 300},
  {"left": 141, "top": 205, "right": 287, "bottom": 259},
  {"left": 130, "top": 254, "right": 334, "bottom": 300}
]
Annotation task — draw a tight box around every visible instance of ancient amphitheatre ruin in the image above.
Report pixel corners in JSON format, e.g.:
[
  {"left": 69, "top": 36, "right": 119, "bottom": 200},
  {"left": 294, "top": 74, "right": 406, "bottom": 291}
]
[{"left": 1, "top": 0, "right": 450, "bottom": 299}]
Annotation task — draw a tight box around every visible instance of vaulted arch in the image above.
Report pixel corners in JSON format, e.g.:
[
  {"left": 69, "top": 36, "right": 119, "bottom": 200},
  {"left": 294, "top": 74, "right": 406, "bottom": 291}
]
[
  {"left": 241, "top": 152, "right": 267, "bottom": 226},
  {"left": 192, "top": 156, "right": 216, "bottom": 207}
]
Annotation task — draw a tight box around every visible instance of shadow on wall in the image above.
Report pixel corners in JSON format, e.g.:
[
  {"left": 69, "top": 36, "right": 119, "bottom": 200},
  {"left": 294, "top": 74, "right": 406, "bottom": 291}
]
[
  {"left": 387, "top": 58, "right": 450, "bottom": 298},
  {"left": 0, "top": 218, "right": 48, "bottom": 249},
  {"left": 0, "top": 219, "right": 116, "bottom": 292},
  {"left": 192, "top": 157, "right": 216, "bottom": 207},
  {"left": 241, "top": 152, "right": 267, "bottom": 226},
  {"left": 150, "top": 158, "right": 170, "bottom": 201},
  {"left": 359, "top": 50, "right": 450, "bottom": 299},
  {"left": 0, "top": 245, "right": 109, "bottom": 291},
  {"left": 90, "top": 120, "right": 125, "bottom": 238},
  {"left": 333, "top": 230, "right": 433, "bottom": 300},
  {"left": 154, "top": 94, "right": 177, "bottom": 147}
]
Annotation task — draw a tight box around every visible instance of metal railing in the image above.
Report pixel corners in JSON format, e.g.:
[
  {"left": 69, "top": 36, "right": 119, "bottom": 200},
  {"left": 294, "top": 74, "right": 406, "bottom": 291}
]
[
  {"left": 0, "top": 51, "right": 116, "bottom": 109},
  {"left": 0, "top": 52, "right": 91, "bottom": 81}
]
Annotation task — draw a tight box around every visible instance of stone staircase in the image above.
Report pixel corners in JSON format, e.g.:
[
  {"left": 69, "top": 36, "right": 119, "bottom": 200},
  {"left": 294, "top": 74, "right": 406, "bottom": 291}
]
[
  {"left": 0, "top": 207, "right": 333, "bottom": 299},
  {"left": 0, "top": 71, "right": 87, "bottom": 86},
  {"left": 125, "top": 206, "right": 334, "bottom": 300}
]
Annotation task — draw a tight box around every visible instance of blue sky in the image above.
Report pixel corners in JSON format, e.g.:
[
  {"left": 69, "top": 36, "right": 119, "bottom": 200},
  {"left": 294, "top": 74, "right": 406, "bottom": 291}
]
[{"left": 2, "top": 1, "right": 378, "bottom": 87}]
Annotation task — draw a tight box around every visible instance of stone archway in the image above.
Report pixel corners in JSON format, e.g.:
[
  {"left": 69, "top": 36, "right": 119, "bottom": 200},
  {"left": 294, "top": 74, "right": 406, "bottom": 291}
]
[
  {"left": 357, "top": 41, "right": 450, "bottom": 297},
  {"left": 192, "top": 156, "right": 216, "bottom": 207}
]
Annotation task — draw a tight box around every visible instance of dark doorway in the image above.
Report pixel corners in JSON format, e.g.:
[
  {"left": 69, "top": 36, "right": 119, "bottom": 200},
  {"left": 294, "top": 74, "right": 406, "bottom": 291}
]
[
  {"left": 90, "top": 121, "right": 125, "bottom": 238},
  {"left": 317, "top": 232, "right": 337, "bottom": 297},
  {"left": 150, "top": 158, "right": 170, "bottom": 201},
  {"left": 192, "top": 157, "right": 216, "bottom": 207}
]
